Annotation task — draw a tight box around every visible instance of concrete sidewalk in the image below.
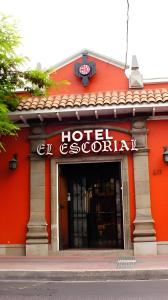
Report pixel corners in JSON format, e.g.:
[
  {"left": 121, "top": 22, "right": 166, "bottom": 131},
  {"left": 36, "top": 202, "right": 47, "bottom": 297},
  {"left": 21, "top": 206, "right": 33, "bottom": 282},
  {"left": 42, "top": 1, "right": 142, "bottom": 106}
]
[{"left": 0, "top": 252, "right": 168, "bottom": 281}]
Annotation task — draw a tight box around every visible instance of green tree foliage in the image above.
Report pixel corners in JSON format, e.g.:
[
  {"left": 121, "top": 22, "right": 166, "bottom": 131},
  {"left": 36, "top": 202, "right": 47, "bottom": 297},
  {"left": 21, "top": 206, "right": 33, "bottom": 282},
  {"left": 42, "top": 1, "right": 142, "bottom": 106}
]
[{"left": 0, "top": 15, "right": 68, "bottom": 150}]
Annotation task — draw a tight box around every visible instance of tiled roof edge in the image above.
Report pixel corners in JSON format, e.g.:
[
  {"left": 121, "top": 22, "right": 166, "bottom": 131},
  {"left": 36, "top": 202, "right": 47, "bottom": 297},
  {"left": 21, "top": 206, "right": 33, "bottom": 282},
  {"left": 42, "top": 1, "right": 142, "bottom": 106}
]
[{"left": 13, "top": 88, "right": 168, "bottom": 113}]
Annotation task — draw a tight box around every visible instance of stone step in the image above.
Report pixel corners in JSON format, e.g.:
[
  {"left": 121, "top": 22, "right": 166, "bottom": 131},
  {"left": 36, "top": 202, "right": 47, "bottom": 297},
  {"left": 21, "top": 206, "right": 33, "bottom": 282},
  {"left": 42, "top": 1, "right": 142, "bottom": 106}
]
[{"left": 50, "top": 249, "right": 134, "bottom": 257}]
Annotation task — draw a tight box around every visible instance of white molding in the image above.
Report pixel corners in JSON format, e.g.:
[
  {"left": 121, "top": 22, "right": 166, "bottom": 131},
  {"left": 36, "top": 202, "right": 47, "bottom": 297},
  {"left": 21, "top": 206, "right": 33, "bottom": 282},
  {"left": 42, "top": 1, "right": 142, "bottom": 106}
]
[
  {"left": 17, "top": 124, "right": 30, "bottom": 128},
  {"left": 9, "top": 102, "right": 168, "bottom": 116},
  {"left": 0, "top": 244, "right": 25, "bottom": 256},
  {"left": 0, "top": 244, "right": 25, "bottom": 248},
  {"left": 157, "top": 241, "right": 168, "bottom": 255},
  {"left": 48, "top": 49, "right": 128, "bottom": 73},
  {"left": 144, "top": 78, "right": 168, "bottom": 84},
  {"left": 54, "top": 155, "right": 131, "bottom": 251},
  {"left": 157, "top": 241, "right": 168, "bottom": 245},
  {"left": 20, "top": 115, "right": 28, "bottom": 125},
  {"left": 147, "top": 116, "right": 168, "bottom": 120},
  {"left": 8, "top": 102, "right": 168, "bottom": 122},
  {"left": 56, "top": 163, "right": 59, "bottom": 251}
]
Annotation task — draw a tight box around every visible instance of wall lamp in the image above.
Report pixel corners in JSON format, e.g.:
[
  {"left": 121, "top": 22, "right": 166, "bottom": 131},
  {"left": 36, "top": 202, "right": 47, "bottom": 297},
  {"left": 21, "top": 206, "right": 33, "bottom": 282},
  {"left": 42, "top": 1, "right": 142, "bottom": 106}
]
[
  {"left": 9, "top": 154, "right": 18, "bottom": 170},
  {"left": 163, "top": 146, "right": 168, "bottom": 164}
]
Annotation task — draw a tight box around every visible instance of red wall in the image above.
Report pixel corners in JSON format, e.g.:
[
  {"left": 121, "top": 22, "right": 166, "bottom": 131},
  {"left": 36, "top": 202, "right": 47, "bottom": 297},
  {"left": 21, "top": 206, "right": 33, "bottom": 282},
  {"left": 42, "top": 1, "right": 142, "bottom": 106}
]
[
  {"left": 2, "top": 119, "right": 168, "bottom": 244},
  {"left": 0, "top": 129, "right": 30, "bottom": 244},
  {"left": 3, "top": 53, "right": 168, "bottom": 246},
  {"left": 147, "top": 120, "right": 168, "bottom": 241},
  {"left": 0, "top": 118, "right": 148, "bottom": 245},
  {"left": 49, "top": 56, "right": 129, "bottom": 95},
  {"left": 145, "top": 83, "right": 168, "bottom": 90}
]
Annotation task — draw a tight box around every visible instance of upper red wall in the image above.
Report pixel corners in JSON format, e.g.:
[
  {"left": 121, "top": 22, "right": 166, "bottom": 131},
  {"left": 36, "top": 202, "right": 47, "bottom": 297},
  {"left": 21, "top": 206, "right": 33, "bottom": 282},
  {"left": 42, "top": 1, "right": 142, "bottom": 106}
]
[
  {"left": 16, "top": 56, "right": 168, "bottom": 98},
  {"left": 49, "top": 56, "right": 129, "bottom": 95},
  {"left": 144, "top": 83, "right": 168, "bottom": 89}
]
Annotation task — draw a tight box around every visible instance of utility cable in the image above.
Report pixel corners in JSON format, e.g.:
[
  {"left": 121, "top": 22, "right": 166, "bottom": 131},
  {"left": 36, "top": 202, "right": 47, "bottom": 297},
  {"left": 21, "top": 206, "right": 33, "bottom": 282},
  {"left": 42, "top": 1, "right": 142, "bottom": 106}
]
[{"left": 125, "top": 0, "right": 129, "bottom": 69}]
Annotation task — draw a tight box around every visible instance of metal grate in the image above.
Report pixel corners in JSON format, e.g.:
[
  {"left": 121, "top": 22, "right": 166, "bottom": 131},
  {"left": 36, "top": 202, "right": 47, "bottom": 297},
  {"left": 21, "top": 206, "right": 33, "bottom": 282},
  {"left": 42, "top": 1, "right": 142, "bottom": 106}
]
[
  {"left": 64, "top": 162, "right": 123, "bottom": 249},
  {"left": 116, "top": 256, "right": 136, "bottom": 269}
]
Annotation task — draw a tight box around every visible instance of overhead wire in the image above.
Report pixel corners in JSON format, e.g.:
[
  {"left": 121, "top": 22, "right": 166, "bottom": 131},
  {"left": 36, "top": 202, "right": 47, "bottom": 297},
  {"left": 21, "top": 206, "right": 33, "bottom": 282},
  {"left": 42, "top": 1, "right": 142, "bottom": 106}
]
[{"left": 125, "top": 0, "right": 129, "bottom": 69}]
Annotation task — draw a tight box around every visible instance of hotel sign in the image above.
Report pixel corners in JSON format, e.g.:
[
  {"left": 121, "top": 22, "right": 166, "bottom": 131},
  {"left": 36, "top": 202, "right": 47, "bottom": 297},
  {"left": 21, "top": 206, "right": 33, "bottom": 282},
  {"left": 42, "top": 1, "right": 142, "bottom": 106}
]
[{"left": 36, "top": 129, "right": 138, "bottom": 156}]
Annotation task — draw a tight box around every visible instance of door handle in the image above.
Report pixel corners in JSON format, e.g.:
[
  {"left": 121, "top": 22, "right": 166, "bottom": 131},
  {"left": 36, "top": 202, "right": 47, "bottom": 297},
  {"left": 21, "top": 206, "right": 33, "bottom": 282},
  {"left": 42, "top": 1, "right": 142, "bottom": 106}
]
[{"left": 67, "top": 193, "right": 71, "bottom": 202}]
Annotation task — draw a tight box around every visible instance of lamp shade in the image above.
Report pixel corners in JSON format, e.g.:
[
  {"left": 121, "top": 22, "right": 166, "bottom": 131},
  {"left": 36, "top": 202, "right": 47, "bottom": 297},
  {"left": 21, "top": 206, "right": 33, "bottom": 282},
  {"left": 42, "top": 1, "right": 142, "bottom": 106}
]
[
  {"left": 163, "top": 147, "right": 168, "bottom": 163},
  {"left": 9, "top": 154, "right": 17, "bottom": 170}
]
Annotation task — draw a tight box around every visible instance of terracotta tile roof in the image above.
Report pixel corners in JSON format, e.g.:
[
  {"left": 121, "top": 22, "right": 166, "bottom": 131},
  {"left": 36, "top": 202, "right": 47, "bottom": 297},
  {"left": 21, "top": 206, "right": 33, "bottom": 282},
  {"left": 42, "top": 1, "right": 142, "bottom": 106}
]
[{"left": 16, "top": 89, "right": 168, "bottom": 111}]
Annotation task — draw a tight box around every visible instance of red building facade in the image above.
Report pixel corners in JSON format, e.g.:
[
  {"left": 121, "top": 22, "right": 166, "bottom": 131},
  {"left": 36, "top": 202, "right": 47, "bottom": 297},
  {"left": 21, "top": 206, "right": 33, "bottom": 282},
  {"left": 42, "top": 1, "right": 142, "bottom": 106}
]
[{"left": 1, "top": 50, "right": 168, "bottom": 256}]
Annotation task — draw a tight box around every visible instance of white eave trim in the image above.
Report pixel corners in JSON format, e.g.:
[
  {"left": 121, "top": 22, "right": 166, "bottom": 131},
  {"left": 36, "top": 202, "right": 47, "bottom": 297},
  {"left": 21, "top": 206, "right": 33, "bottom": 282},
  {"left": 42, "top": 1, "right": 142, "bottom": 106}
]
[
  {"left": 144, "top": 77, "right": 168, "bottom": 84},
  {"left": 8, "top": 103, "right": 168, "bottom": 122}
]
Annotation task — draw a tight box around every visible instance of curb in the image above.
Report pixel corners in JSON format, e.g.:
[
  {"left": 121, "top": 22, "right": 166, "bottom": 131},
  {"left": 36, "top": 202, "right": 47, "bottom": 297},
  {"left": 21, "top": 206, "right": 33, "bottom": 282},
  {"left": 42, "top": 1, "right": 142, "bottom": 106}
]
[{"left": 0, "top": 269, "right": 168, "bottom": 281}]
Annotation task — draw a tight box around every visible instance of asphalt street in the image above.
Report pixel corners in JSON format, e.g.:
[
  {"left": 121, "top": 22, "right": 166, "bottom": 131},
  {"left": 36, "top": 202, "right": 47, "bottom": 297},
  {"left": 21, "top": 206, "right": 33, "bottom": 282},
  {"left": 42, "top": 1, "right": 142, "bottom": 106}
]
[{"left": 0, "top": 279, "right": 168, "bottom": 299}]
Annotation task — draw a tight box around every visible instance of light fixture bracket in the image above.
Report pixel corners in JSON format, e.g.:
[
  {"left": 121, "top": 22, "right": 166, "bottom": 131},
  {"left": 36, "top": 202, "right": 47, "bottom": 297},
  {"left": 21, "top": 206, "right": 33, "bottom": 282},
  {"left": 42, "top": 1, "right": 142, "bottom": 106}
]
[{"left": 9, "top": 154, "right": 18, "bottom": 170}]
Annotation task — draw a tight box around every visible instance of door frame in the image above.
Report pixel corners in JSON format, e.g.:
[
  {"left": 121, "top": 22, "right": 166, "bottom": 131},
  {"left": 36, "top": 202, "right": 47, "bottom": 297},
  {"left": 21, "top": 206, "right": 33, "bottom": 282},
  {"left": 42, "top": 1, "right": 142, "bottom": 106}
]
[{"left": 50, "top": 155, "right": 132, "bottom": 253}]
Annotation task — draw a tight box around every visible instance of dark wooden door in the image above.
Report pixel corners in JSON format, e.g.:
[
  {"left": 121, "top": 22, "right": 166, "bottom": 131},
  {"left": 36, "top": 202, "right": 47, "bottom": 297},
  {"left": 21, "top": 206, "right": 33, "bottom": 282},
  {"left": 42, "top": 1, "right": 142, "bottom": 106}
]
[{"left": 60, "top": 162, "right": 124, "bottom": 249}]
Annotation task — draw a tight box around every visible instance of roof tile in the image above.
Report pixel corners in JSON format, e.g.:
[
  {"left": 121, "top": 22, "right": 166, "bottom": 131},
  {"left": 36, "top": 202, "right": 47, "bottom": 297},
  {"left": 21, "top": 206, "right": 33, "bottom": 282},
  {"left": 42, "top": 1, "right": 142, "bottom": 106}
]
[
  {"left": 111, "top": 96, "right": 118, "bottom": 104},
  {"left": 74, "top": 101, "right": 81, "bottom": 107},
  {"left": 16, "top": 89, "right": 168, "bottom": 111},
  {"left": 81, "top": 100, "right": 89, "bottom": 106},
  {"left": 132, "top": 97, "right": 141, "bottom": 104},
  {"left": 104, "top": 99, "right": 111, "bottom": 105},
  {"left": 66, "top": 102, "right": 74, "bottom": 107},
  {"left": 118, "top": 98, "right": 126, "bottom": 104},
  {"left": 96, "top": 99, "right": 104, "bottom": 105}
]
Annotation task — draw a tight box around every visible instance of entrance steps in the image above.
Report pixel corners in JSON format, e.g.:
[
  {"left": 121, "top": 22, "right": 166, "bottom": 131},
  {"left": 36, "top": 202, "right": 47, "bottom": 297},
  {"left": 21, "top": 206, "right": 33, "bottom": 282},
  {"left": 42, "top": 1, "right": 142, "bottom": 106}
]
[{"left": 50, "top": 249, "right": 133, "bottom": 257}]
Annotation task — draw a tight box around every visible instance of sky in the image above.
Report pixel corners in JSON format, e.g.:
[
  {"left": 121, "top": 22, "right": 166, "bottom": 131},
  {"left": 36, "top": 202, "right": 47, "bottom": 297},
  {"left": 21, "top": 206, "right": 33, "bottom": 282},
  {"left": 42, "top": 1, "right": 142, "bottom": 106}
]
[{"left": 1, "top": 0, "right": 168, "bottom": 79}]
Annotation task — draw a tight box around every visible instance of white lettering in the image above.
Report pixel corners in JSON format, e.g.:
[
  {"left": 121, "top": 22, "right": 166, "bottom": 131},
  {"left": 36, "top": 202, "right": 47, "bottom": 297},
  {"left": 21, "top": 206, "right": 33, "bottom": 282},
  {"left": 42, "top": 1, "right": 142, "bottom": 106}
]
[
  {"left": 102, "top": 140, "right": 112, "bottom": 152},
  {"left": 62, "top": 131, "right": 71, "bottom": 142},
  {"left": 114, "top": 140, "right": 118, "bottom": 152},
  {"left": 91, "top": 141, "right": 102, "bottom": 153},
  {"left": 81, "top": 142, "right": 91, "bottom": 153},
  {"left": 72, "top": 131, "right": 83, "bottom": 142},
  {"left": 119, "top": 140, "right": 130, "bottom": 151},
  {"left": 83, "top": 130, "right": 93, "bottom": 141},
  {"left": 46, "top": 144, "right": 53, "bottom": 155},
  {"left": 59, "top": 143, "right": 68, "bottom": 155},
  {"left": 37, "top": 144, "right": 46, "bottom": 156},
  {"left": 131, "top": 139, "right": 138, "bottom": 151},
  {"left": 58, "top": 129, "right": 139, "bottom": 156},
  {"left": 69, "top": 142, "right": 80, "bottom": 154},
  {"left": 95, "top": 129, "right": 104, "bottom": 140},
  {"left": 105, "top": 129, "right": 113, "bottom": 140}
]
